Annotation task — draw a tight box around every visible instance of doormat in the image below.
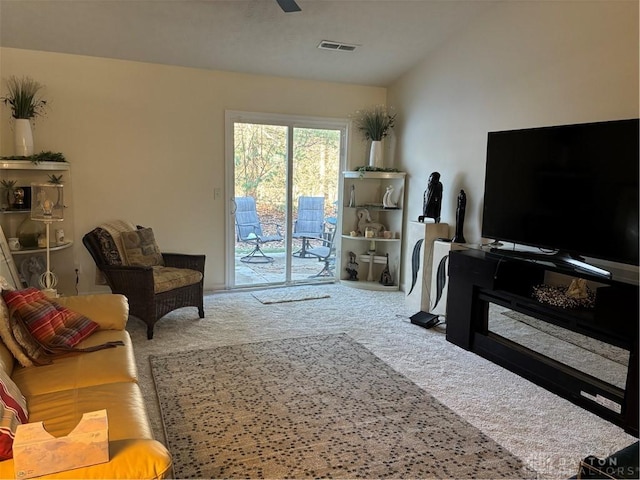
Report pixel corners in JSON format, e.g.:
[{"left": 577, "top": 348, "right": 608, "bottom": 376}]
[{"left": 251, "top": 286, "right": 330, "bottom": 304}]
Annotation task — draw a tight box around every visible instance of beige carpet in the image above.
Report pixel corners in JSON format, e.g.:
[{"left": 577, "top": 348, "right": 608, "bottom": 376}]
[
  {"left": 150, "top": 334, "right": 534, "bottom": 479},
  {"left": 127, "top": 283, "right": 636, "bottom": 479}
]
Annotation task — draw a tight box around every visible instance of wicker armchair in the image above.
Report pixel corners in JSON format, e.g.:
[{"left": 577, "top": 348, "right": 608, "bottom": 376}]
[{"left": 83, "top": 225, "right": 205, "bottom": 339}]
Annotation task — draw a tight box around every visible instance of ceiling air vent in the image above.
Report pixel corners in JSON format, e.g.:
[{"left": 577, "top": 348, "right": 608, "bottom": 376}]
[{"left": 318, "top": 40, "right": 358, "bottom": 52}]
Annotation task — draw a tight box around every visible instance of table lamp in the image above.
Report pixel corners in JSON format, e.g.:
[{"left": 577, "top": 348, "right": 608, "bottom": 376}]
[{"left": 30, "top": 183, "right": 63, "bottom": 295}]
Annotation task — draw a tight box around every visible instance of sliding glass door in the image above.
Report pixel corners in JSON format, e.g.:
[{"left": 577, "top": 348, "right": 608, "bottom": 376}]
[{"left": 225, "top": 112, "right": 346, "bottom": 289}]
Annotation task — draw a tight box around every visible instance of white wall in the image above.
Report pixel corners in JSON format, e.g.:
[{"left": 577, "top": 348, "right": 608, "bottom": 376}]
[
  {"left": 1, "top": 0, "right": 637, "bottom": 294},
  {"left": 389, "top": 0, "right": 638, "bottom": 261},
  {"left": 0, "top": 48, "right": 386, "bottom": 293}
]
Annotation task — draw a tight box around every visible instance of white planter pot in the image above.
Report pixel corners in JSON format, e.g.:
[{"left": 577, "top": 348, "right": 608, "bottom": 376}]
[
  {"left": 14, "top": 119, "right": 34, "bottom": 156},
  {"left": 369, "top": 140, "right": 383, "bottom": 168}
]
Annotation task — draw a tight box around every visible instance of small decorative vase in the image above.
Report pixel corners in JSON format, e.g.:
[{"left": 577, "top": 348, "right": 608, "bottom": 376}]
[
  {"left": 369, "top": 140, "right": 383, "bottom": 168},
  {"left": 2, "top": 190, "right": 12, "bottom": 211},
  {"left": 14, "top": 119, "right": 34, "bottom": 156}
]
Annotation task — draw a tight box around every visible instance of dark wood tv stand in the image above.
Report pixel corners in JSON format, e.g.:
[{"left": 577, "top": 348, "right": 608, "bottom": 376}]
[{"left": 446, "top": 248, "right": 638, "bottom": 436}]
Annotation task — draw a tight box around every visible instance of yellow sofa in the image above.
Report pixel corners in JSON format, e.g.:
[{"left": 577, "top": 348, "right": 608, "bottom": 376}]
[{"left": 0, "top": 294, "right": 172, "bottom": 479}]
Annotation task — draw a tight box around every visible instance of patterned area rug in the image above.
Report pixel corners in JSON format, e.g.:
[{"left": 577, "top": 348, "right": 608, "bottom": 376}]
[
  {"left": 150, "top": 334, "right": 534, "bottom": 479},
  {"left": 251, "top": 286, "right": 330, "bottom": 304}
]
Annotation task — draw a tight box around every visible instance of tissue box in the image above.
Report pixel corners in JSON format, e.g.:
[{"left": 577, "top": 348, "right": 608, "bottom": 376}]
[{"left": 13, "top": 409, "right": 109, "bottom": 479}]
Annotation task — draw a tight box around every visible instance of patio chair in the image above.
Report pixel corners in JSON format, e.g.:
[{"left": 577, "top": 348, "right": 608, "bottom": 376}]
[
  {"left": 305, "top": 221, "right": 336, "bottom": 278},
  {"left": 292, "top": 196, "right": 325, "bottom": 258},
  {"left": 235, "top": 196, "right": 283, "bottom": 264}
]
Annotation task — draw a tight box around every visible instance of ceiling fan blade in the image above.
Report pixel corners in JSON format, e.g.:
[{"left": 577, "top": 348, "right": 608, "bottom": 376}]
[{"left": 276, "top": 0, "right": 301, "bottom": 13}]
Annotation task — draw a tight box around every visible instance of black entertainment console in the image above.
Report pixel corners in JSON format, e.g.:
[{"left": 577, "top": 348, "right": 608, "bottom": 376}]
[{"left": 446, "top": 248, "right": 638, "bottom": 436}]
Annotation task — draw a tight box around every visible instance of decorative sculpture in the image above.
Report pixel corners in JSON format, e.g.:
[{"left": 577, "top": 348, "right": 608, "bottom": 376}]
[
  {"left": 20, "top": 255, "right": 45, "bottom": 288},
  {"left": 382, "top": 185, "right": 397, "bottom": 208},
  {"left": 419, "top": 172, "right": 442, "bottom": 223},
  {"left": 407, "top": 239, "right": 424, "bottom": 295},
  {"left": 356, "top": 208, "right": 386, "bottom": 237},
  {"left": 348, "top": 185, "right": 356, "bottom": 208},
  {"left": 379, "top": 254, "right": 394, "bottom": 286},
  {"left": 13, "top": 187, "right": 25, "bottom": 209},
  {"left": 346, "top": 251, "right": 359, "bottom": 280},
  {"left": 452, "top": 189, "right": 466, "bottom": 243},
  {"left": 566, "top": 278, "right": 588, "bottom": 299}
]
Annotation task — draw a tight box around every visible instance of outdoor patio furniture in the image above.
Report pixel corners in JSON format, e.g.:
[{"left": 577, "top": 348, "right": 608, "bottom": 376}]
[
  {"left": 292, "top": 196, "right": 325, "bottom": 258},
  {"left": 305, "top": 221, "right": 336, "bottom": 277},
  {"left": 235, "top": 196, "right": 283, "bottom": 263}
]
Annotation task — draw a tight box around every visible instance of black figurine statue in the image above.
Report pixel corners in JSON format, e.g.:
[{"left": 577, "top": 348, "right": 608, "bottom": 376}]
[
  {"left": 452, "top": 189, "right": 467, "bottom": 243},
  {"left": 346, "top": 251, "right": 359, "bottom": 281},
  {"left": 418, "top": 172, "right": 442, "bottom": 223}
]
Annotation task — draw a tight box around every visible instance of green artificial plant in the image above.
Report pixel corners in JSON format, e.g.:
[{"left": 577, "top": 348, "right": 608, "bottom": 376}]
[
  {"left": 0, "top": 151, "right": 67, "bottom": 164},
  {"left": 47, "top": 174, "right": 63, "bottom": 184},
  {"left": 1, "top": 76, "right": 47, "bottom": 120},
  {"left": 352, "top": 105, "right": 396, "bottom": 141}
]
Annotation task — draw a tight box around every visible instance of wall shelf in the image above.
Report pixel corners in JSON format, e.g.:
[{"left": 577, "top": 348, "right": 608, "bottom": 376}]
[
  {"left": 342, "top": 171, "right": 405, "bottom": 180},
  {"left": 339, "top": 171, "right": 405, "bottom": 290},
  {"left": 10, "top": 241, "right": 73, "bottom": 256},
  {"left": 0, "top": 162, "right": 75, "bottom": 294},
  {"left": 0, "top": 160, "right": 70, "bottom": 171},
  {"left": 340, "top": 235, "right": 400, "bottom": 243}
]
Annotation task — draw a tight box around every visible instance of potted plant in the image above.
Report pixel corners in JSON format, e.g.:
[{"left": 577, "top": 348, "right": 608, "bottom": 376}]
[
  {"left": 0, "top": 151, "right": 67, "bottom": 164},
  {"left": 47, "top": 174, "right": 63, "bottom": 185},
  {"left": 0, "top": 179, "right": 16, "bottom": 210},
  {"left": 352, "top": 105, "right": 396, "bottom": 168},
  {"left": 1, "top": 76, "right": 47, "bottom": 157}
]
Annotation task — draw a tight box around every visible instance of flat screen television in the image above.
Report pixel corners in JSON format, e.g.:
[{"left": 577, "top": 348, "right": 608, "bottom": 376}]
[{"left": 482, "top": 118, "right": 639, "bottom": 276}]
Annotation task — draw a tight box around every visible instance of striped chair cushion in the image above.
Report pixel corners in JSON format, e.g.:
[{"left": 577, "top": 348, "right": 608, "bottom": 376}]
[
  {"left": 2, "top": 288, "right": 99, "bottom": 353},
  {"left": 0, "top": 369, "right": 27, "bottom": 460}
]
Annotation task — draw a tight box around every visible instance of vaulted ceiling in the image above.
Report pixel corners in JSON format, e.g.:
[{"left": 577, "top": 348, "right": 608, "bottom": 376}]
[{"left": 0, "top": 0, "right": 497, "bottom": 86}]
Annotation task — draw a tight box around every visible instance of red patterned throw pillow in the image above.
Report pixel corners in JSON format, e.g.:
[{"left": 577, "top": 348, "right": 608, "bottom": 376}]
[
  {"left": 0, "top": 369, "right": 28, "bottom": 460},
  {"left": 2, "top": 288, "right": 99, "bottom": 352}
]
